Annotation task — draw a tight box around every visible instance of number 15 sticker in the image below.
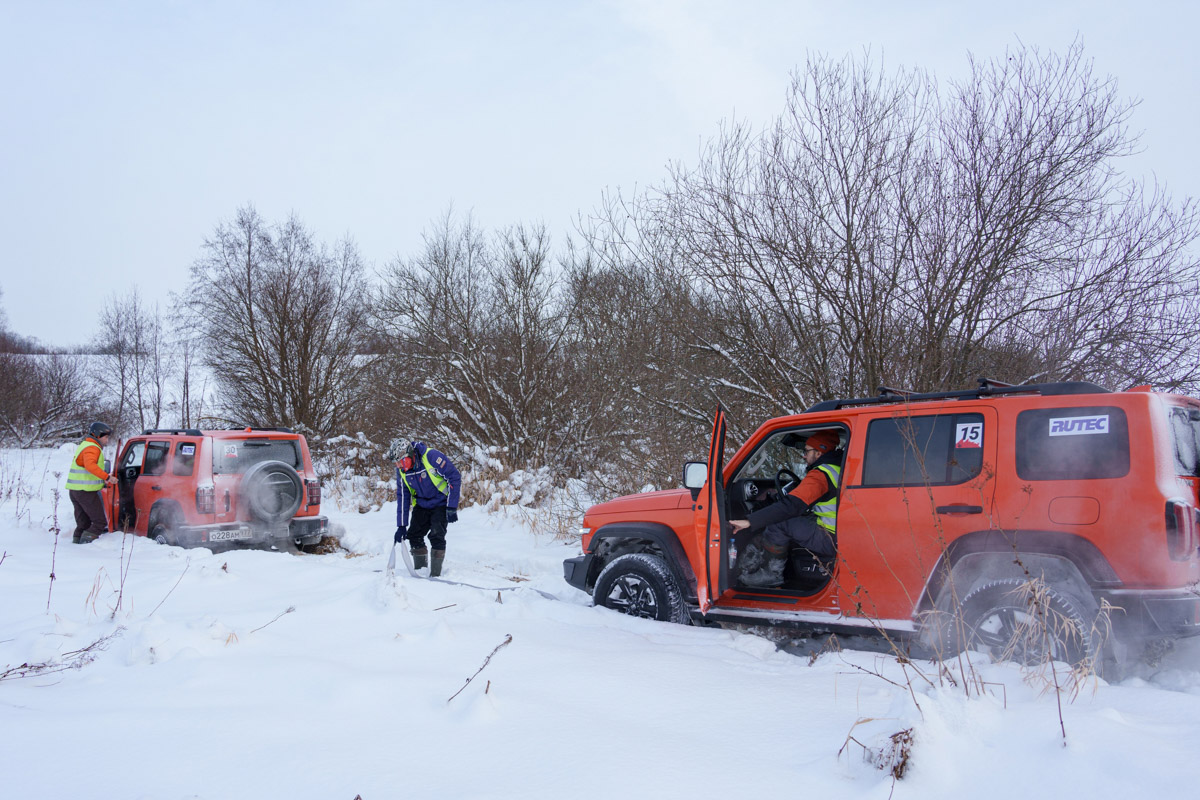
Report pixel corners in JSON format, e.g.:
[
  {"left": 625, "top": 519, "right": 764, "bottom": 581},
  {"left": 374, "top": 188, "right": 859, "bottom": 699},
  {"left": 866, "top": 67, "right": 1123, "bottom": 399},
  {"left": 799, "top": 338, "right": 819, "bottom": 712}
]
[{"left": 955, "top": 422, "right": 983, "bottom": 448}]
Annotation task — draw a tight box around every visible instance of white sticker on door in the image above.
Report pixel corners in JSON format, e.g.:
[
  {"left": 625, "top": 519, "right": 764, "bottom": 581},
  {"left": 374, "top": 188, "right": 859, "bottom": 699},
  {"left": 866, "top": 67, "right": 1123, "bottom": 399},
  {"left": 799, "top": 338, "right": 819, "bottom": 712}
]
[{"left": 955, "top": 422, "right": 983, "bottom": 448}]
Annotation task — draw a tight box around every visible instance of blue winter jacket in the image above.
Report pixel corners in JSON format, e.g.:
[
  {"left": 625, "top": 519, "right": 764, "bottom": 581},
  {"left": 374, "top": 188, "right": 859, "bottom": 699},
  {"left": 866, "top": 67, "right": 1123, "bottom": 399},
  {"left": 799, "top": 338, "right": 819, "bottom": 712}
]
[{"left": 395, "top": 442, "right": 462, "bottom": 528}]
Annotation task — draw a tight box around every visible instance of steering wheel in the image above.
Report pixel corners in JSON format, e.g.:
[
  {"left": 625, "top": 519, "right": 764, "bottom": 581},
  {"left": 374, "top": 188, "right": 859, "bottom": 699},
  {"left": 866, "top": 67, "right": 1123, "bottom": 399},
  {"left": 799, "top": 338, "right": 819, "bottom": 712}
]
[{"left": 775, "top": 467, "right": 802, "bottom": 496}]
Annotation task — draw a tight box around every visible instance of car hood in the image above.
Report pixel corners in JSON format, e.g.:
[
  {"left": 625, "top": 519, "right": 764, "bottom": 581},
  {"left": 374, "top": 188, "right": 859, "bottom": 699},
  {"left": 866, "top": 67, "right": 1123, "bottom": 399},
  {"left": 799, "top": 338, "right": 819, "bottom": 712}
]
[{"left": 586, "top": 488, "right": 692, "bottom": 518}]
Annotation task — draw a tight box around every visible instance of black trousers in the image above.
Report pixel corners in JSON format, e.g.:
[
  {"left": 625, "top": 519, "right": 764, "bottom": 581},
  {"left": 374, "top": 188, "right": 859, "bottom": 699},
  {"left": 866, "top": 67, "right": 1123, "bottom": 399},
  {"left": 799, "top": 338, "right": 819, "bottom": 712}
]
[
  {"left": 69, "top": 490, "right": 109, "bottom": 538},
  {"left": 408, "top": 505, "right": 447, "bottom": 551},
  {"left": 761, "top": 514, "right": 835, "bottom": 557}
]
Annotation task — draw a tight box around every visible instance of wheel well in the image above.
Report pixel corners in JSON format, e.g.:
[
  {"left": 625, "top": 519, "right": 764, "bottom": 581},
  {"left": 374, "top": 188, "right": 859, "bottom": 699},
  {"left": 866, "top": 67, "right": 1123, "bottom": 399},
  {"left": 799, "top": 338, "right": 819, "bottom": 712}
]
[
  {"left": 148, "top": 500, "right": 184, "bottom": 531},
  {"left": 587, "top": 523, "right": 697, "bottom": 602},
  {"left": 918, "top": 529, "right": 1119, "bottom": 616},
  {"left": 930, "top": 552, "right": 1092, "bottom": 614}
]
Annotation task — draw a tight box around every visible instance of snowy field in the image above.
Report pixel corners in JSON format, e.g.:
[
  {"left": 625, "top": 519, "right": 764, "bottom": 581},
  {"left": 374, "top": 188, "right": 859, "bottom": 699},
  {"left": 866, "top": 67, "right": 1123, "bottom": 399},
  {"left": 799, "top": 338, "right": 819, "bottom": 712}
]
[{"left": 2, "top": 446, "right": 1200, "bottom": 800}]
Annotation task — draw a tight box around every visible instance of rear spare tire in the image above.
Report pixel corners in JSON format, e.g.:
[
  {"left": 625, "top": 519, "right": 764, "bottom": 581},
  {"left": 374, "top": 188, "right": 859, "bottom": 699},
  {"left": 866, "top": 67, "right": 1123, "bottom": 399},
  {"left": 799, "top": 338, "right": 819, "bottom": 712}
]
[{"left": 239, "top": 460, "right": 304, "bottom": 524}]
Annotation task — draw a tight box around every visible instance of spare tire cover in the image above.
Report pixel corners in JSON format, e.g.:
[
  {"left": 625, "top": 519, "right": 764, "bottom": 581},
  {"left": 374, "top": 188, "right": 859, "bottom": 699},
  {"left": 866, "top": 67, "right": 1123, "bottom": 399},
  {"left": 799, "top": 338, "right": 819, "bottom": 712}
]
[{"left": 239, "top": 460, "right": 304, "bottom": 523}]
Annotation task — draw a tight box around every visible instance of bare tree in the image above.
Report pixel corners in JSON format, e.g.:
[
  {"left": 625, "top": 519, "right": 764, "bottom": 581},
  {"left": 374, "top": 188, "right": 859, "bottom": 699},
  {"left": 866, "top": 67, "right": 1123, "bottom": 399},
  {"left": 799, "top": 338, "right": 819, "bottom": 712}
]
[
  {"left": 589, "top": 42, "right": 1200, "bottom": 429},
  {"left": 373, "top": 213, "right": 586, "bottom": 467},
  {"left": 186, "top": 206, "right": 372, "bottom": 434},
  {"left": 94, "top": 289, "right": 174, "bottom": 431},
  {"left": 0, "top": 354, "right": 98, "bottom": 446}
]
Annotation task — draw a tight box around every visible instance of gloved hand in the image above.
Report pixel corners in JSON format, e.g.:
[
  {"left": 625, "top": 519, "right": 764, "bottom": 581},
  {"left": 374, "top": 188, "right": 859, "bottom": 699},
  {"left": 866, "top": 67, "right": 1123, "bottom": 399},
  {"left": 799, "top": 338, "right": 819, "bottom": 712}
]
[
  {"left": 446, "top": 507, "right": 458, "bottom": 524},
  {"left": 393, "top": 526, "right": 407, "bottom": 543}
]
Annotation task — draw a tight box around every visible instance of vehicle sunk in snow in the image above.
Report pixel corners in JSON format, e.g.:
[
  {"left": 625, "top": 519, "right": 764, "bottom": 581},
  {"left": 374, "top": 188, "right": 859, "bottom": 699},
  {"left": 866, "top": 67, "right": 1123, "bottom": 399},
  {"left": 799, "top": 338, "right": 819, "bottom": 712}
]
[
  {"left": 101, "top": 427, "right": 328, "bottom": 551},
  {"left": 563, "top": 380, "right": 1200, "bottom": 671}
]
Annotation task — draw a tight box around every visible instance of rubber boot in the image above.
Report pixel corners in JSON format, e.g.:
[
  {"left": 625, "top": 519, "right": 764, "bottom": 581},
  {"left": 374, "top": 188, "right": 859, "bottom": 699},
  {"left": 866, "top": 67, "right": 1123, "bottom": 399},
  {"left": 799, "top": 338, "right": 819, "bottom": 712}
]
[
  {"left": 739, "top": 540, "right": 787, "bottom": 588},
  {"left": 411, "top": 546, "right": 428, "bottom": 570},
  {"left": 738, "top": 537, "right": 767, "bottom": 574},
  {"left": 430, "top": 550, "right": 446, "bottom": 577}
]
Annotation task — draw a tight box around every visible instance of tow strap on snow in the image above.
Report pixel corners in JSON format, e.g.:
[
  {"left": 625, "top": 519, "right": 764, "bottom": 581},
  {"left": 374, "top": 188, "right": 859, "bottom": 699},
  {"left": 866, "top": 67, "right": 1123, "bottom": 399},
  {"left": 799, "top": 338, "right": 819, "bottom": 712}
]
[{"left": 387, "top": 541, "right": 559, "bottom": 601}]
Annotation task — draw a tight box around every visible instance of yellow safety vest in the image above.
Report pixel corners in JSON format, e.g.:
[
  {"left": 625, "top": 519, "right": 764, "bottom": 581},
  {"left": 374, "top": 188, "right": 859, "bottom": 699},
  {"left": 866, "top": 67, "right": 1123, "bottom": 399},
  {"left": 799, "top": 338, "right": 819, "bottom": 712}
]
[
  {"left": 65, "top": 439, "right": 107, "bottom": 492},
  {"left": 812, "top": 463, "right": 841, "bottom": 533},
  {"left": 400, "top": 450, "right": 449, "bottom": 506}
]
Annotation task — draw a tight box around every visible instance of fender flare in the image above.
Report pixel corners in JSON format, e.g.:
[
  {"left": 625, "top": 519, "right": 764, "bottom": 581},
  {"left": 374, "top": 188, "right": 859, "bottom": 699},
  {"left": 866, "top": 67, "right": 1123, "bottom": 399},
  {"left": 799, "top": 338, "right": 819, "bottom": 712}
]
[
  {"left": 917, "top": 528, "right": 1122, "bottom": 615},
  {"left": 587, "top": 522, "right": 699, "bottom": 603}
]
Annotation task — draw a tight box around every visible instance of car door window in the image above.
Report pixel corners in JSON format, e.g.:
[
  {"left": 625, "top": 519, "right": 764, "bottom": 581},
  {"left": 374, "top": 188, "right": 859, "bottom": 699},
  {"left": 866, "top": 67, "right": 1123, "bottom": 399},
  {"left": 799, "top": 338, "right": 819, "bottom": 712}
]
[
  {"left": 862, "top": 413, "right": 985, "bottom": 486},
  {"left": 144, "top": 441, "right": 170, "bottom": 476},
  {"left": 121, "top": 441, "right": 146, "bottom": 470}
]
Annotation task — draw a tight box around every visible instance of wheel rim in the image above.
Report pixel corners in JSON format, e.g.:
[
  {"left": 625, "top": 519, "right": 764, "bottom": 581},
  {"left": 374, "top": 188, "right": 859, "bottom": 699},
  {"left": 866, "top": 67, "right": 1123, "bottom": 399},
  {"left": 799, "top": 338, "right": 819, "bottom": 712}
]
[
  {"left": 973, "top": 603, "right": 1070, "bottom": 663},
  {"left": 605, "top": 574, "right": 660, "bottom": 619}
]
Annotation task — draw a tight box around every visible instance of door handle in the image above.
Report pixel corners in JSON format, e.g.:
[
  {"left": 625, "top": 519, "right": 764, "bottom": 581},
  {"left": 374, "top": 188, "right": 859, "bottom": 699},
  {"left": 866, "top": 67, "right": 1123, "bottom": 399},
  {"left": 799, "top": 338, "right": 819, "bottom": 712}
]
[
  {"left": 936, "top": 504, "right": 982, "bottom": 515},
  {"left": 151, "top": 485, "right": 163, "bottom": 491}
]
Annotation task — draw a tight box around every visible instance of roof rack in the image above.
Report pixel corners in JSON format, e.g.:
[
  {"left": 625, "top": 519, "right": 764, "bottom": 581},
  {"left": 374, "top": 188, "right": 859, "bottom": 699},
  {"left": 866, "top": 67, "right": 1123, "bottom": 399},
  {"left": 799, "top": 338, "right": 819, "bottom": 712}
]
[
  {"left": 223, "top": 426, "right": 295, "bottom": 434},
  {"left": 141, "top": 428, "right": 203, "bottom": 436},
  {"left": 804, "top": 379, "right": 1111, "bottom": 413}
]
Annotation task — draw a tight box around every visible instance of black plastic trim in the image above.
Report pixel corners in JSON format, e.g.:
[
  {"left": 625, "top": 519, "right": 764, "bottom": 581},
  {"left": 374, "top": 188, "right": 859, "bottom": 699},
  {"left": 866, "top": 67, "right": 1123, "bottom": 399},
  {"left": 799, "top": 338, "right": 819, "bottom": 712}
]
[
  {"left": 581, "top": 522, "right": 699, "bottom": 602},
  {"left": 918, "top": 528, "right": 1123, "bottom": 613}
]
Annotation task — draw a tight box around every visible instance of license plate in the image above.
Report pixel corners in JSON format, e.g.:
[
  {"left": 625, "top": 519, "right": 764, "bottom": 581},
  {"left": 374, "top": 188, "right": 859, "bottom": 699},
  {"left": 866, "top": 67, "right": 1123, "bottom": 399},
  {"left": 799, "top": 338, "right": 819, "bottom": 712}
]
[{"left": 209, "top": 527, "right": 254, "bottom": 541}]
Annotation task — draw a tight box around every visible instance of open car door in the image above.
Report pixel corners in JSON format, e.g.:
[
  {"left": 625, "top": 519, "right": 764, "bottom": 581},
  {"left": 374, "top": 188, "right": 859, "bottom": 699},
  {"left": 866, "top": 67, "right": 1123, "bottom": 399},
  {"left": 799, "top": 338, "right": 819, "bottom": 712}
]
[
  {"left": 101, "top": 437, "right": 122, "bottom": 532},
  {"left": 693, "top": 405, "right": 728, "bottom": 612}
]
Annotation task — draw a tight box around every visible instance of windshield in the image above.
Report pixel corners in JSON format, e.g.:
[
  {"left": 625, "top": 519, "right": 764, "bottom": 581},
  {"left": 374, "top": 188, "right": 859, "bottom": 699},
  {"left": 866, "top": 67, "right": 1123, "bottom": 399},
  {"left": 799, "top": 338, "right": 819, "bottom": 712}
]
[
  {"left": 733, "top": 430, "right": 809, "bottom": 482},
  {"left": 212, "top": 438, "right": 301, "bottom": 475}
]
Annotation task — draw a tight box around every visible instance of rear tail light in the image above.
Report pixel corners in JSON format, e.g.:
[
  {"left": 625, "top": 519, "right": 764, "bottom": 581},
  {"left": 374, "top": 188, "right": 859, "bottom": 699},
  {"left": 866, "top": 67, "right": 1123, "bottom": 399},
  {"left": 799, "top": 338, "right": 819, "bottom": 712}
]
[
  {"left": 306, "top": 480, "right": 321, "bottom": 507},
  {"left": 1165, "top": 500, "right": 1199, "bottom": 560},
  {"left": 196, "top": 485, "right": 215, "bottom": 515}
]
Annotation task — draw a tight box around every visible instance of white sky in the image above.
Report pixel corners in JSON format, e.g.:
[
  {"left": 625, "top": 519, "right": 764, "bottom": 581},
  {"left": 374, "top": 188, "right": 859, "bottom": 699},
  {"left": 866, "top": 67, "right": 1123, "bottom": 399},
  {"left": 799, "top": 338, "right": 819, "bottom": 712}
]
[{"left": 2, "top": 0, "right": 1197, "bottom": 348}]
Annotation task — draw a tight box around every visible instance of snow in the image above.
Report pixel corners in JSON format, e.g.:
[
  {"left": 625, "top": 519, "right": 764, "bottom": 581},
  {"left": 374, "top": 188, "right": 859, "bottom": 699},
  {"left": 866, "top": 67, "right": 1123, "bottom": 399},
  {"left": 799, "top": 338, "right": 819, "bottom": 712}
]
[{"left": 3, "top": 447, "right": 1200, "bottom": 799}]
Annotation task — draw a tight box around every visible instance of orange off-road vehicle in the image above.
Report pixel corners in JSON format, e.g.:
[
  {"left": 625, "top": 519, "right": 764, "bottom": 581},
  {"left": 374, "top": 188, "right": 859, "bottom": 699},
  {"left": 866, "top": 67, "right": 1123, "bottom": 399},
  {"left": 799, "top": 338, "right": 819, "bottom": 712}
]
[
  {"left": 563, "top": 380, "right": 1200, "bottom": 668},
  {"left": 100, "top": 427, "right": 328, "bottom": 551}
]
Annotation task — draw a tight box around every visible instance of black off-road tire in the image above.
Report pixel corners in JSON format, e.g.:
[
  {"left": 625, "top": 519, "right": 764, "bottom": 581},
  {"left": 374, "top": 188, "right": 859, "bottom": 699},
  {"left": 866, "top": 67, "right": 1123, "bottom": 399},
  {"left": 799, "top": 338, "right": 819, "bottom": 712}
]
[
  {"left": 239, "top": 460, "right": 304, "bottom": 524},
  {"left": 957, "top": 578, "right": 1104, "bottom": 670},
  {"left": 592, "top": 553, "right": 690, "bottom": 625},
  {"left": 148, "top": 506, "right": 182, "bottom": 546}
]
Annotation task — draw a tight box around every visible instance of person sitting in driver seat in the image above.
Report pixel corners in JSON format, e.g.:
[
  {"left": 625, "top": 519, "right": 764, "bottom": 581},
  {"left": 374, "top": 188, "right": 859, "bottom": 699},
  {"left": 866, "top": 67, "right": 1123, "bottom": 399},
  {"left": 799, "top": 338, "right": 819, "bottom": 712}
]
[{"left": 730, "top": 430, "right": 842, "bottom": 588}]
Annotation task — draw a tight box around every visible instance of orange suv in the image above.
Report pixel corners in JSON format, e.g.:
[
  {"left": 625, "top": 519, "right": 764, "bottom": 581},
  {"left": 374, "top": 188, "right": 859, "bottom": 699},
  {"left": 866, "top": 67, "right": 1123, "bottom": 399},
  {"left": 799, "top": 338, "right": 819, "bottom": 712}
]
[
  {"left": 563, "top": 380, "right": 1200, "bottom": 669},
  {"left": 101, "top": 427, "right": 328, "bottom": 550}
]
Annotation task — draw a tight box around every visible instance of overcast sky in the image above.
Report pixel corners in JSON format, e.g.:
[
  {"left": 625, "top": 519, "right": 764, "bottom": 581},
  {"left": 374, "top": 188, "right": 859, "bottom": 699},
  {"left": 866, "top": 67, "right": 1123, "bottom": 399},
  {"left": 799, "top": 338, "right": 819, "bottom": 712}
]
[{"left": 2, "top": 0, "right": 1197, "bottom": 348}]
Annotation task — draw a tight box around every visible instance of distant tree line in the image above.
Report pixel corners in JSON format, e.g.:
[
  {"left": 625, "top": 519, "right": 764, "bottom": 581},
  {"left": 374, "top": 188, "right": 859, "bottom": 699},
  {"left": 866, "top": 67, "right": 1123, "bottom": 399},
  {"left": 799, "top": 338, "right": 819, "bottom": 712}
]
[{"left": 3, "top": 44, "right": 1198, "bottom": 501}]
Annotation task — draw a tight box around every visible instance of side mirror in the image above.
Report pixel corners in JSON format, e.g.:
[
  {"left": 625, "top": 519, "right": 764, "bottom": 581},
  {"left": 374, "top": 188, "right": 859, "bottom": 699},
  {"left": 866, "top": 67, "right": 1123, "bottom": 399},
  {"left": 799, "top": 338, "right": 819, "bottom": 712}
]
[{"left": 683, "top": 461, "right": 708, "bottom": 500}]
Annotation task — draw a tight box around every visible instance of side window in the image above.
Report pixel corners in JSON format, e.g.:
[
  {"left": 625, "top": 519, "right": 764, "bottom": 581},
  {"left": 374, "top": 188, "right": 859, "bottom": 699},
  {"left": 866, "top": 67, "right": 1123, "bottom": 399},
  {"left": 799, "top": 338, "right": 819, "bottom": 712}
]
[
  {"left": 144, "top": 441, "right": 171, "bottom": 476},
  {"left": 173, "top": 442, "right": 197, "bottom": 476},
  {"left": 862, "top": 413, "right": 985, "bottom": 486},
  {"left": 1169, "top": 407, "right": 1199, "bottom": 477},
  {"left": 120, "top": 441, "right": 146, "bottom": 470},
  {"left": 1016, "top": 406, "right": 1129, "bottom": 481}
]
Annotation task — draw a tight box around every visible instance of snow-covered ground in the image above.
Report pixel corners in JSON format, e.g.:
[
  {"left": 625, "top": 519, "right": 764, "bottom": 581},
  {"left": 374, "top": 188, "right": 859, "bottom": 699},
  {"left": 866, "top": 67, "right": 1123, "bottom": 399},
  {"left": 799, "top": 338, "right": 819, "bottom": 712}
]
[{"left": 2, "top": 446, "right": 1200, "bottom": 799}]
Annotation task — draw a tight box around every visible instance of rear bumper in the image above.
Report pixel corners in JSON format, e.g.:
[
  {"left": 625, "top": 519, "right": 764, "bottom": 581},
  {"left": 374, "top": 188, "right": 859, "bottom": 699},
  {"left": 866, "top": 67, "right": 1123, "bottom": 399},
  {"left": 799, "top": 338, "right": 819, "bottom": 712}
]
[
  {"left": 171, "top": 516, "right": 329, "bottom": 548},
  {"left": 1099, "top": 587, "right": 1200, "bottom": 637}
]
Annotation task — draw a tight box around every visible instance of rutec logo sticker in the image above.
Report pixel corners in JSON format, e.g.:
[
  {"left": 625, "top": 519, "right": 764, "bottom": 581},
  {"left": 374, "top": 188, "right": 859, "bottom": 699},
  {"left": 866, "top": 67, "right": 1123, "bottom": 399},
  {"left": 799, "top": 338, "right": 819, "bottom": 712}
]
[{"left": 1049, "top": 415, "right": 1109, "bottom": 436}]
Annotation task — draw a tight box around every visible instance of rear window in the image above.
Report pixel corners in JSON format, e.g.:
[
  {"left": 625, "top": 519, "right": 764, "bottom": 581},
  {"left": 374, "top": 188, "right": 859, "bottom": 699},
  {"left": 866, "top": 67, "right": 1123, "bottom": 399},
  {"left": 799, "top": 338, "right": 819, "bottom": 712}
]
[
  {"left": 861, "top": 413, "right": 985, "bottom": 486},
  {"left": 211, "top": 438, "right": 301, "bottom": 475},
  {"left": 1016, "top": 406, "right": 1129, "bottom": 481}
]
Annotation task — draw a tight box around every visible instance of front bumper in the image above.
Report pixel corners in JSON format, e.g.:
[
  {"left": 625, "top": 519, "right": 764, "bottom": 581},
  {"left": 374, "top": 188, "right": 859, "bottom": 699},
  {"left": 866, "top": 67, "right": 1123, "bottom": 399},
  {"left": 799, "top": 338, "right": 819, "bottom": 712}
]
[{"left": 563, "top": 554, "right": 595, "bottom": 593}]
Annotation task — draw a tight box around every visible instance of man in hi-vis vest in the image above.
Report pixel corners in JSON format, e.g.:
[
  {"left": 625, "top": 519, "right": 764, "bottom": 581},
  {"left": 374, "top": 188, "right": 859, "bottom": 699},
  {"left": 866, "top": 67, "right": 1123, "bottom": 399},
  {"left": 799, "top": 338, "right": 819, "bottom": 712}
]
[
  {"left": 388, "top": 438, "right": 462, "bottom": 577},
  {"left": 730, "top": 430, "right": 843, "bottom": 588},
  {"left": 66, "top": 422, "right": 117, "bottom": 543}
]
